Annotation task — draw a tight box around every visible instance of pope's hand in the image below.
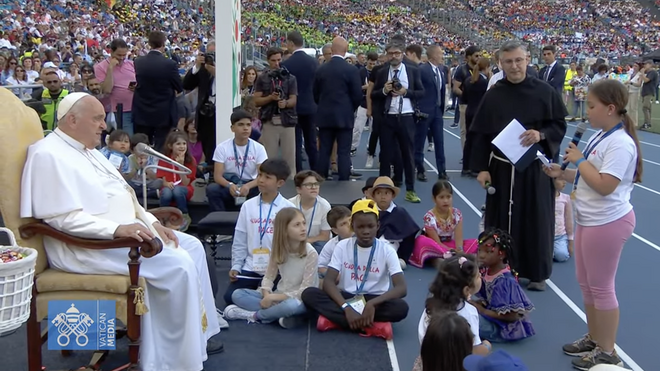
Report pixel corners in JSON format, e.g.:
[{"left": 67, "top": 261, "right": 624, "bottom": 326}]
[
  {"left": 153, "top": 222, "right": 179, "bottom": 246},
  {"left": 114, "top": 223, "right": 155, "bottom": 242}
]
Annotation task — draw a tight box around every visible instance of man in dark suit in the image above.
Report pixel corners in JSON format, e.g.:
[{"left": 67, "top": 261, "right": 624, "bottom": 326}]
[
  {"left": 371, "top": 41, "right": 425, "bottom": 203},
  {"left": 183, "top": 41, "right": 216, "bottom": 164},
  {"left": 416, "top": 45, "right": 448, "bottom": 181},
  {"left": 539, "top": 45, "right": 566, "bottom": 95},
  {"left": 282, "top": 31, "right": 318, "bottom": 172},
  {"left": 313, "top": 37, "right": 362, "bottom": 181},
  {"left": 132, "top": 31, "right": 183, "bottom": 150}
]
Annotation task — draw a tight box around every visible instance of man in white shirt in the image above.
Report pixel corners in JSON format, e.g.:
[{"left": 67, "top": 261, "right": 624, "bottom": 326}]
[
  {"left": 207, "top": 109, "right": 268, "bottom": 211},
  {"left": 20, "top": 93, "right": 222, "bottom": 371}
]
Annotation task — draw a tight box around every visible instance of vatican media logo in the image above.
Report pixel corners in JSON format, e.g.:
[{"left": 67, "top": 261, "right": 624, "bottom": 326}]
[{"left": 48, "top": 301, "right": 116, "bottom": 350}]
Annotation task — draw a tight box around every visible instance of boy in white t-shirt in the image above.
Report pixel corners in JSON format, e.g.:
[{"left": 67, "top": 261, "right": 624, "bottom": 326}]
[
  {"left": 207, "top": 109, "right": 268, "bottom": 212},
  {"left": 318, "top": 206, "right": 353, "bottom": 285},
  {"left": 288, "top": 170, "right": 332, "bottom": 252},
  {"left": 302, "top": 200, "right": 409, "bottom": 340},
  {"left": 223, "top": 158, "right": 295, "bottom": 305}
]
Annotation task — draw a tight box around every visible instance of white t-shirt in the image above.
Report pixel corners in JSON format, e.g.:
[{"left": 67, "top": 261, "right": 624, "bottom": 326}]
[
  {"left": 234, "top": 193, "right": 296, "bottom": 272},
  {"left": 318, "top": 236, "right": 340, "bottom": 268},
  {"left": 212, "top": 138, "right": 268, "bottom": 182},
  {"left": 288, "top": 195, "right": 331, "bottom": 238},
  {"left": 418, "top": 302, "right": 481, "bottom": 346},
  {"left": 329, "top": 237, "right": 402, "bottom": 296},
  {"left": 574, "top": 129, "right": 637, "bottom": 226}
]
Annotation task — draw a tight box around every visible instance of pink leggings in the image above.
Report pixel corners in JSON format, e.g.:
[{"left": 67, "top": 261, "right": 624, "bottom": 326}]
[{"left": 575, "top": 210, "right": 635, "bottom": 311}]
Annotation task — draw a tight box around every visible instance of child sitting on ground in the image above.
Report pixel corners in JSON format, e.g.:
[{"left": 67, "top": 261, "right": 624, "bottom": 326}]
[
  {"left": 126, "top": 133, "right": 161, "bottom": 198},
  {"left": 553, "top": 178, "right": 574, "bottom": 262},
  {"left": 224, "top": 207, "right": 318, "bottom": 329},
  {"left": 410, "top": 180, "right": 478, "bottom": 268},
  {"left": 471, "top": 228, "right": 535, "bottom": 342},
  {"left": 317, "top": 206, "right": 353, "bottom": 286},
  {"left": 371, "top": 176, "right": 420, "bottom": 269},
  {"left": 100, "top": 129, "right": 131, "bottom": 178},
  {"left": 349, "top": 176, "right": 378, "bottom": 210},
  {"left": 301, "top": 199, "right": 409, "bottom": 340},
  {"left": 288, "top": 170, "right": 332, "bottom": 252}
]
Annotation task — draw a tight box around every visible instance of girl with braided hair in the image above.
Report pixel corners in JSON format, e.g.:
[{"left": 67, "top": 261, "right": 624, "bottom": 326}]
[{"left": 470, "top": 228, "right": 535, "bottom": 343}]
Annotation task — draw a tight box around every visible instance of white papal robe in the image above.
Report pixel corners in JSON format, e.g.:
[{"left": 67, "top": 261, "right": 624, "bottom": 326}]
[{"left": 20, "top": 128, "right": 220, "bottom": 371}]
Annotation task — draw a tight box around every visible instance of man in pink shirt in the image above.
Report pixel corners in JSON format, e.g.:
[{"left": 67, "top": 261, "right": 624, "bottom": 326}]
[{"left": 95, "top": 39, "right": 136, "bottom": 134}]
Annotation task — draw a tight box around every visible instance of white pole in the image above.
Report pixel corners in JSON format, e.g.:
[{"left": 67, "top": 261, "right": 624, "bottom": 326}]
[{"left": 214, "top": 0, "right": 242, "bottom": 145}]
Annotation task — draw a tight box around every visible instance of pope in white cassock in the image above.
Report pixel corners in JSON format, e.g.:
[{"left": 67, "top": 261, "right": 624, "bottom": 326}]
[{"left": 19, "top": 93, "right": 223, "bottom": 371}]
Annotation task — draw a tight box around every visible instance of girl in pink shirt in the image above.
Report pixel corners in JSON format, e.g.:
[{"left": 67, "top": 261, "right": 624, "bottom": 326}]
[{"left": 554, "top": 178, "right": 574, "bottom": 262}]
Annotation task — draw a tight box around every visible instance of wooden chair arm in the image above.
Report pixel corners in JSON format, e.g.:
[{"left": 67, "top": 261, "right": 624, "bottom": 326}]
[
  {"left": 19, "top": 222, "right": 163, "bottom": 258},
  {"left": 148, "top": 207, "right": 183, "bottom": 228}
]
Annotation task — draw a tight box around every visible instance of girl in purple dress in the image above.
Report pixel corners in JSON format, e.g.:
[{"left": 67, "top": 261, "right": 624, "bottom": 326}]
[
  {"left": 410, "top": 180, "right": 478, "bottom": 268},
  {"left": 470, "top": 228, "right": 535, "bottom": 342}
]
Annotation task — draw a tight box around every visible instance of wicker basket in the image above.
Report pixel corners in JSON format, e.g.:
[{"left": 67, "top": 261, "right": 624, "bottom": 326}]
[{"left": 0, "top": 227, "right": 38, "bottom": 336}]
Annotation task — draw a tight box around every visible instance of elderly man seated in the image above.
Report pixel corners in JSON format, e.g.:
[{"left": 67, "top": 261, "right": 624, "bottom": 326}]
[{"left": 20, "top": 92, "right": 223, "bottom": 371}]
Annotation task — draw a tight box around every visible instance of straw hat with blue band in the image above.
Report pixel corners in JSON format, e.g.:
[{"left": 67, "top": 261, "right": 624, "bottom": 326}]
[{"left": 371, "top": 176, "right": 400, "bottom": 198}]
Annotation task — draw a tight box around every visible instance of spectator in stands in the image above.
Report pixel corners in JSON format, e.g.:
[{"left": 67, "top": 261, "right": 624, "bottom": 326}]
[
  {"left": 317, "top": 206, "right": 353, "bottom": 284},
  {"left": 126, "top": 133, "right": 162, "bottom": 199},
  {"left": 282, "top": 30, "right": 319, "bottom": 173},
  {"left": 100, "top": 129, "right": 131, "bottom": 177},
  {"left": 225, "top": 159, "right": 295, "bottom": 305},
  {"left": 184, "top": 41, "right": 217, "bottom": 165},
  {"left": 641, "top": 60, "right": 657, "bottom": 130},
  {"left": 539, "top": 45, "right": 566, "bottom": 96},
  {"left": 133, "top": 31, "right": 183, "bottom": 149},
  {"left": 371, "top": 177, "right": 420, "bottom": 269},
  {"left": 157, "top": 130, "right": 197, "bottom": 231},
  {"left": 207, "top": 109, "right": 267, "bottom": 212},
  {"left": 288, "top": 170, "right": 332, "bottom": 251},
  {"left": 224, "top": 208, "right": 318, "bottom": 329},
  {"left": 314, "top": 37, "right": 362, "bottom": 181},
  {"left": 301, "top": 199, "right": 409, "bottom": 340},
  {"left": 254, "top": 47, "right": 298, "bottom": 178},
  {"left": 371, "top": 41, "right": 425, "bottom": 203},
  {"left": 94, "top": 39, "right": 136, "bottom": 135}
]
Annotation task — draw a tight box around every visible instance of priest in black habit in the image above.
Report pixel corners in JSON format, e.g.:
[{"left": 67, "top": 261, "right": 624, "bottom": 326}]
[{"left": 469, "top": 40, "right": 567, "bottom": 291}]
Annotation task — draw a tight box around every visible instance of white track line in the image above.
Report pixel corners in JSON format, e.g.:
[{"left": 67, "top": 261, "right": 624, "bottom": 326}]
[
  {"left": 437, "top": 130, "right": 646, "bottom": 371},
  {"left": 567, "top": 123, "right": 660, "bottom": 148},
  {"left": 387, "top": 339, "right": 401, "bottom": 371}
]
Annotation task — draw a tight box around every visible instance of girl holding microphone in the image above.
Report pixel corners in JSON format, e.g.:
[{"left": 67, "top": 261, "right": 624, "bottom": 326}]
[{"left": 544, "top": 79, "right": 642, "bottom": 370}]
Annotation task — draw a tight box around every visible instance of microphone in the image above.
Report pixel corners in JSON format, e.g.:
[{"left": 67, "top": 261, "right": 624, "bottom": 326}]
[
  {"left": 484, "top": 181, "right": 496, "bottom": 195},
  {"left": 135, "top": 143, "right": 192, "bottom": 175},
  {"left": 561, "top": 122, "right": 588, "bottom": 170}
]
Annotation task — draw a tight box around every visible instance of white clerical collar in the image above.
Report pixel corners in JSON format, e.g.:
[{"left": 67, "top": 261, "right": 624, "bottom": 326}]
[{"left": 54, "top": 128, "right": 86, "bottom": 150}]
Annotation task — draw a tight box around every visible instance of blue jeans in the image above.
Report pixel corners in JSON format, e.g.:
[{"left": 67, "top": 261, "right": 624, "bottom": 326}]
[
  {"left": 231, "top": 289, "right": 307, "bottom": 323},
  {"left": 554, "top": 234, "right": 570, "bottom": 262},
  {"left": 479, "top": 315, "right": 504, "bottom": 343},
  {"left": 160, "top": 186, "right": 188, "bottom": 214},
  {"left": 572, "top": 101, "right": 586, "bottom": 119}
]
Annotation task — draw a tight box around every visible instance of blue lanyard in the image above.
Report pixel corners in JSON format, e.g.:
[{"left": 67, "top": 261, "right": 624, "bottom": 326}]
[
  {"left": 299, "top": 198, "right": 317, "bottom": 237},
  {"left": 232, "top": 140, "right": 250, "bottom": 183},
  {"left": 353, "top": 239, "right": 377, "bottom": 294},
  {"left": 259, "top": 194, "right": 277, "bottom": 245},
  {"left": 574, "top": 123, "right": 623, "bottom": 188}
]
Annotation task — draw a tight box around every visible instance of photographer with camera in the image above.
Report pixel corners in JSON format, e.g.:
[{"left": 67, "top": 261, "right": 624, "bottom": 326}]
[
  {"left": 183, "top": 41, "right": 217, "bottom": 164},
  {"left": 253, "top": 47, "right": 298, "bottom": 177},
  {"left": 370, "top": 41, "right": 425, "bottom": 204}
]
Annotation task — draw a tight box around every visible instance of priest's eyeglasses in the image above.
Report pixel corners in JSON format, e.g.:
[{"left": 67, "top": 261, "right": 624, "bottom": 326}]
[
  {"left": 501, "top": 58, "right": 526, "bottom": 67},
  {"left": 301, "top": 182, "right": 321, "bottom": 189}
]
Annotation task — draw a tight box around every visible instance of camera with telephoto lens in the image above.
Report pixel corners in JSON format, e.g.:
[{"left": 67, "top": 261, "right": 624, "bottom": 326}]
[
  {"left": 199, "top": 101, "right": 215, "bottom": 117},
  {"left": 267, "top": 67, "right": 290, "bottom": 81},
  {"left": 204, "top": 52, "right": 215, "bottom": 66},
  {"left": 391, "top": 77, "right": 403, "bottom": 91},
  {"left": 414, "top": 109, "right": 429, "bottom": 120}
]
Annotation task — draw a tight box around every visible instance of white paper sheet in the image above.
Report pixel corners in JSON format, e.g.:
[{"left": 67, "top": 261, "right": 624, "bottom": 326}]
[
  {"left": 491, "top": 119, "right": 532, "bottom": 164},
  {"left": 537, "top": 150, "right": 551, "bottom": 167}
]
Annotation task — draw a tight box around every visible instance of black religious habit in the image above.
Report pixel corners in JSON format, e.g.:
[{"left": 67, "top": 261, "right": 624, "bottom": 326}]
[
  {"left": 469, "top": 76, "right": 567, "bottom": 282},
  {"left": 378, "top": 206, "right": 420, "bottom": 263}
]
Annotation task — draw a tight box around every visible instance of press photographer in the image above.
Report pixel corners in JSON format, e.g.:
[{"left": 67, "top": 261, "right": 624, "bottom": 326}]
[
  {"left": 183, "top": 41, "right": 217, "bottom": 165},
  {"left": 253, "top": 47, "right": 298, "bottom": 177}
]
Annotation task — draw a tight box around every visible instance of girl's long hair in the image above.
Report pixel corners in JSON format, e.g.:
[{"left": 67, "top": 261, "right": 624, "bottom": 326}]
[
  {"left": 421, "top": 311, "right": 473, "bottom": 371},
  {"left": 471, "top": 57, "right": 491, "bottom": 83},
  {"left": 271, "top": 208, "right": 308, "bottom": 265},
  {"left": 425, "top": 254, "right": 479, "bottom": 315},
  {"left": 589, "top": 79, "right": 643, "bottom": 183},
  {"left": 162, "top": 129, "right": 194, "bottom": 165}
]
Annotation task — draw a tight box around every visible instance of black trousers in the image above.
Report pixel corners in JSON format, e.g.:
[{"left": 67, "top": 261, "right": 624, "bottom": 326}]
[
  {"left": 379, "top": 114, "right": 416, "bottom": 191},
  {"left": 295, "top": 114, "right": 318, "bottom": 172},
  {"left": 207, "top": 254, "right": 218, "bottom": 299},
  {"left": 462, "top": 112, "right": 475, "bottom": 172},
  {"left": 197, "top": 113, "right": 217, "bottom": 165},
  {"left": 134, "top": 124, "right": 173, "bottom": 152},
  {"left": 301, "top": 287, "right": 409, "bottom": 329},
  {"left": 317, "top": 127, "right": 352, "bottom": 180}
]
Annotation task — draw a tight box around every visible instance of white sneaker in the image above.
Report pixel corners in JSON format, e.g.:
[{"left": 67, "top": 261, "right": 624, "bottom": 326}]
[
  {"left": 399, "top": 258, "right": 407, "bottom": 270},
  {"left": 366, "top": 156, "right": 374, "bottom": 168},
  {"left": 223, "top": 304, "right": 257, "bottom": 322},
  {"left": 216, "top": 308, "right": 229, "bottom": 329},
  {"left": 427, "top": 143, "right": 434, "bottom": 152}
]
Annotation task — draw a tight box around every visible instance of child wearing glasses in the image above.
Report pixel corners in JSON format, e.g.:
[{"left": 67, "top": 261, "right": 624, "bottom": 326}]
[{"left": 288, "top": 170, "right": 332, "bottom": 252}]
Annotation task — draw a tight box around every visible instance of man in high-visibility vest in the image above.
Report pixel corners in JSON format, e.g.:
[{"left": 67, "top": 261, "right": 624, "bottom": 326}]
[
  {"left": 37, "top": 69, "right": 69, "bottom": 130},
  {"left": 564, "top": 62, "right": 577, "bottom": 113}
]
